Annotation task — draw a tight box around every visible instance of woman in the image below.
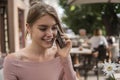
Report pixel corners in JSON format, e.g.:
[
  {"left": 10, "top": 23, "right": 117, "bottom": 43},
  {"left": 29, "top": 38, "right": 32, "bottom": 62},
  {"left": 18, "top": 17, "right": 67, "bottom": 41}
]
[
  {"left": 3, "top": 2, "right": 76, "bottom": 80},
  {"left": 89, "top": 28, "right": 110, "bottom": 61}
]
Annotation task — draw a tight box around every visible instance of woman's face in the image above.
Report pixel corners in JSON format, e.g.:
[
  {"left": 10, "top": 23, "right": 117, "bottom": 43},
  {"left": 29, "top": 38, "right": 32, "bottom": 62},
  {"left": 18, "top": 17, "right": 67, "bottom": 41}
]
[{"left": 27, "top": 14, "right": 58, "bottom": 48}]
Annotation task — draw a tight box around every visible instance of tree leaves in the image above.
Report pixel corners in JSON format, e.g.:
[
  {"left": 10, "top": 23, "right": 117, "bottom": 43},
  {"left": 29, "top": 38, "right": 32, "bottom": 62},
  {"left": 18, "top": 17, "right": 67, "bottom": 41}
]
[{"left": 59, "top": 0, "right": 120, "bottom": 35}]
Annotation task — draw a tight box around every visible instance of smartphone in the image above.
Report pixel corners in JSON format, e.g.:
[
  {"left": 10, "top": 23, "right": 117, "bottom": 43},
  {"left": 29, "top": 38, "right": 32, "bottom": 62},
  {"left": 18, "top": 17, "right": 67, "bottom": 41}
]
[{"left": 56, "top": 30, "right": 66, "bottom": 48}]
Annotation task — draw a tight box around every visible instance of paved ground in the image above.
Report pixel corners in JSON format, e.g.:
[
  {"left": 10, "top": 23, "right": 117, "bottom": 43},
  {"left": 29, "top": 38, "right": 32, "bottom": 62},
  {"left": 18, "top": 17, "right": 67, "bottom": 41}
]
[{"left": 80, "top": 71, "right": 106, "bottom": 80}]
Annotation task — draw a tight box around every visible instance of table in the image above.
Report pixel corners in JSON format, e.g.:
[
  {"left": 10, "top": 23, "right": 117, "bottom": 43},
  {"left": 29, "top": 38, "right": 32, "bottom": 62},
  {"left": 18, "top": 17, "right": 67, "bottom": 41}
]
[
  {"left": 70, "top": 48, "right": 92, "bottom": 54},
  {"left": 70, "top": 48, "right": 93, "bottom": 80}
]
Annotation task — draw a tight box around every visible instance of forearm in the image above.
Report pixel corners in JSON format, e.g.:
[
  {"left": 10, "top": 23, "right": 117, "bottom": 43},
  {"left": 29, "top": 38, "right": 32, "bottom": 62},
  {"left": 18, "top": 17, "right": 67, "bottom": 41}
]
[{"left": 60, "top": 55, "right": 76, "bottom": 80}]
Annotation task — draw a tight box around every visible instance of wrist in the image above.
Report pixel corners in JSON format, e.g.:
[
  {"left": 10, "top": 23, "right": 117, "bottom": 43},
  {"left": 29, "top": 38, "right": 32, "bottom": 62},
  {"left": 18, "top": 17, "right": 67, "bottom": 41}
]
[
  {"left": 59, "top": 53, "right": 69, "bottom": 58},
  {"left": 60, "top": 55, "right": 72, "bottom": 66}
]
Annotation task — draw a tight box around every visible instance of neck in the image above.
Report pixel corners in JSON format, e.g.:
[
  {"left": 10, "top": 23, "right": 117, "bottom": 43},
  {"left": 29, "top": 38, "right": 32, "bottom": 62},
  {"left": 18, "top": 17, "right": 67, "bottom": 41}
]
[{"left": 26, "top": 42, "right": 47, "bottom": 57}]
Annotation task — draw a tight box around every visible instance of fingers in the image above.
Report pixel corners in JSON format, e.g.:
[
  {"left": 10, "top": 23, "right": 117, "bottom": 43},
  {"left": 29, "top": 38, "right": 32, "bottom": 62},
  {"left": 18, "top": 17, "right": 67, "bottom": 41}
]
[
  {"left": 61, "top": 34, "right": 70, "bottom": 41},
  {"left": 55, "top": 34, "right": 72, "bottom": 58},
  {"left": 61, "top": 34, "right": 72, "bottom": 47},
  {"left": 56, "top": 33, "right": 72, "bottom": 48}
]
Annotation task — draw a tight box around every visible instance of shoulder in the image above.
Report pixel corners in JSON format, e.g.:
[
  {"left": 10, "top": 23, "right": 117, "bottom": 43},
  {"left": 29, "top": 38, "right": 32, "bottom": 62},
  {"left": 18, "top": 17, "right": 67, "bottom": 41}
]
[
  {"left": 89, "top": 36, "right": 96, "bottom": 41},
  {"left": 3, "top": 53, "right": 18, "bottom": 69},
  {"left": 5, "top": 52, "right": 19, "bottom": 60},
  {"left": 6, "top": 48, "right": 27, "bottom": 60},
  {"left": 3, "top": 51, "right": 25, "bottom": 67},
  {"left": 90, "top": 36, "right": 96, "bottom": 39},
  {"left": 6, "top": 53, "right": 16, "bottom": 58},
  {"left": 100, "top": 36, "right": 107, "bottom": 41},
  {"left": 3, "top": 53, "right": 20, "bottom": 75},
  {"left": 100, "top": 36, "right": 106, "bottom": 39},
  {"left": 4, "top": 50, "right": 23, "bottom": 63},
  {"left": 4, "top": 53, "right": 18, "bottom": 65}
]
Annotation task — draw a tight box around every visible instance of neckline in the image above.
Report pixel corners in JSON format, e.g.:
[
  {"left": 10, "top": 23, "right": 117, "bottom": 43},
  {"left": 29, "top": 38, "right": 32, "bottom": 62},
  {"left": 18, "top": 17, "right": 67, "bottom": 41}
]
[{"left": 11, "top": 56, "right": 61, "bottom": 65}]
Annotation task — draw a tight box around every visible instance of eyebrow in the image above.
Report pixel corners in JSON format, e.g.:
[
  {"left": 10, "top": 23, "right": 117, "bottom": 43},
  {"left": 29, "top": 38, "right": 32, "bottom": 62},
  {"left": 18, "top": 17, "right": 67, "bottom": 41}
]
[{"left": 38, "top": 23, "right": 58, "bottom": 27}]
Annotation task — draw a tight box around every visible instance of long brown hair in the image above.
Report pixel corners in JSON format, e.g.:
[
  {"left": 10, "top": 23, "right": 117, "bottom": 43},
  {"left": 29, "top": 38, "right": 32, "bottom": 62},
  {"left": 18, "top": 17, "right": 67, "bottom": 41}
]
[{"left": 25, "top": 1, "right": 63, "bottom": 37}]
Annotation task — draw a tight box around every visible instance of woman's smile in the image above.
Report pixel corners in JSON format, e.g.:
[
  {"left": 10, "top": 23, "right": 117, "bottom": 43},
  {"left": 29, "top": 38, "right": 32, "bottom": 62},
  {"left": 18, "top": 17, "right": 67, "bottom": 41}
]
[{"left": 42, "top": 38, "right": 55, "bottom": 44}]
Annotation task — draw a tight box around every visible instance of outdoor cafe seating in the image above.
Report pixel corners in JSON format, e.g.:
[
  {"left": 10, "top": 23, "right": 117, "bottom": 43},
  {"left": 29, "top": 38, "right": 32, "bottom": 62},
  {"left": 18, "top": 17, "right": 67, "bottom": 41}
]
[
  {"left": 70, "top": 46, "right": 95, "bottom": 80},
  {"left": 70, "top": 42, "right": 111, "bottom": 80}
]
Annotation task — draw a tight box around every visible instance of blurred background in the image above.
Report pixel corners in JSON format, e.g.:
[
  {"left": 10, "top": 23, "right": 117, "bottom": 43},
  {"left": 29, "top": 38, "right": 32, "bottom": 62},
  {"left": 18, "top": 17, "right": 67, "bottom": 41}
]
[{"left": 0, "top": 0, "right": 120, "bottom": 80}]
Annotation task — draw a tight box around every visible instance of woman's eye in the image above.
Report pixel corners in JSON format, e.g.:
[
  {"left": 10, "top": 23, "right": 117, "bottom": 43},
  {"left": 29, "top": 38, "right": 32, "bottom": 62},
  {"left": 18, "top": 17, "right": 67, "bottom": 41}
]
[
  {"left": 38, "top": 28, "right": 47, "bottom": 31},
  {"left": 52, "top": 26, "right": 57, "bottom": 30}
]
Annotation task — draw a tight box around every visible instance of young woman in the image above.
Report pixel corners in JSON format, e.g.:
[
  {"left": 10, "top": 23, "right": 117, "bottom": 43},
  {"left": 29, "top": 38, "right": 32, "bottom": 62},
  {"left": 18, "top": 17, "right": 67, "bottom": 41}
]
[{"left": 3, "top": 2, "right": 76, "bottom": 80}]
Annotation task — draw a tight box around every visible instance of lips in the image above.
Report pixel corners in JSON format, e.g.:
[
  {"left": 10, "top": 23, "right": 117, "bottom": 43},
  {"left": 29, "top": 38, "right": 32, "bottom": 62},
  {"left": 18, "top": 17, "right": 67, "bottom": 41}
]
[
  {"left": 45, "top": 39, "right": 53, "bottom": 42},
  {"left": 42, "top": 38, "right": 54, "bottom": 43}
]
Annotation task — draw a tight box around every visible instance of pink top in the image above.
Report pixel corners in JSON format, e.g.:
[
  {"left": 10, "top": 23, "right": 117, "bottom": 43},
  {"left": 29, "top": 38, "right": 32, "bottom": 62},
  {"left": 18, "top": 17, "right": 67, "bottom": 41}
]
[{"left": 3, "top": 55, "right": 76, "bottom": 80}]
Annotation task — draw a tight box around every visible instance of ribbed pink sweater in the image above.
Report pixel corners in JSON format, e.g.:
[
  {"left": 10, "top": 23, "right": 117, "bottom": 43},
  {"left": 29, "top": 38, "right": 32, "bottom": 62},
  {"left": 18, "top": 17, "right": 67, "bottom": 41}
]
[{"left": 3, "top": 56, "right": 76, "bottom": 80}]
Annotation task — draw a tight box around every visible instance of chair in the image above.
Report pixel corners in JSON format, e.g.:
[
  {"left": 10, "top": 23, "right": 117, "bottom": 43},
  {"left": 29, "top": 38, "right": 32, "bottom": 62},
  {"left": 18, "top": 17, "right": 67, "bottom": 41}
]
[{"left": 92, "top": 44, "right": 108, "bottom": 80}]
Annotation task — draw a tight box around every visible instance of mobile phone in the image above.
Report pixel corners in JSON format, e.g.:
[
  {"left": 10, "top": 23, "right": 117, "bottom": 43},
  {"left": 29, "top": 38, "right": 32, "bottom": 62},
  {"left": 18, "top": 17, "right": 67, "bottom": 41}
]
[{"left": 56, "top": 30, "right": 66, "bottom": 48}]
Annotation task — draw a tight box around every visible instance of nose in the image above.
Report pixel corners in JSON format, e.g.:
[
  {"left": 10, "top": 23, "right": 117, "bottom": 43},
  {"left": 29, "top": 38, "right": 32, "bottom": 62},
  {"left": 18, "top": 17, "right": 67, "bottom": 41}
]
[{"left": 46, "top": 29, "right": 53, "bottom": 37}]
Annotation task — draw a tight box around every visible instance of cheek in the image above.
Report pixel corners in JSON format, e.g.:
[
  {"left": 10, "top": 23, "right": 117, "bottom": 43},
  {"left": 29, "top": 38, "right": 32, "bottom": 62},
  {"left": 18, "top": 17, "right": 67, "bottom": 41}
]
[{"left": 32, "top": 30, "right": 43, "bottom": 38}]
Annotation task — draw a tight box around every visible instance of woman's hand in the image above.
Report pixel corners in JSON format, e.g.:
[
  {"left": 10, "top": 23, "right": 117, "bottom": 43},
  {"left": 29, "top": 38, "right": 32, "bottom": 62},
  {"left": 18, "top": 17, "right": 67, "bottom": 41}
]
[{"left": 56, "top": 34, "right": 72, "bottom": 58}]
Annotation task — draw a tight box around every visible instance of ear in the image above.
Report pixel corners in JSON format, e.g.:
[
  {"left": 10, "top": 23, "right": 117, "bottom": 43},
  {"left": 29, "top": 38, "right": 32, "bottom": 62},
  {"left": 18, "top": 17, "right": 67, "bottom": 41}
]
[{"left": 26, "top": 23, "right": 32, "bottom": 33}]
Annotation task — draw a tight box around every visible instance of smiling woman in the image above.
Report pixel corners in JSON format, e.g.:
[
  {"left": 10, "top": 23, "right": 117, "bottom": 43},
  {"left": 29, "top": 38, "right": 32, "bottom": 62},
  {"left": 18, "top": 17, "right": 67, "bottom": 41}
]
[
  {"left": 3, "top": 1, "right": 77, "bottom": 80},
  {"left": 27, "top": 15, "right": 58, "bottom": 48}
]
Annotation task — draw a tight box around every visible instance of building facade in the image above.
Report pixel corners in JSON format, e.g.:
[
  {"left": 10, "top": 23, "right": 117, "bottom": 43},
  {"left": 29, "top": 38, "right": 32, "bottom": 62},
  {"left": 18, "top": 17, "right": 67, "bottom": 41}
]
[{"left": 0, "top": 0, "right": 29, "bottom": 55}]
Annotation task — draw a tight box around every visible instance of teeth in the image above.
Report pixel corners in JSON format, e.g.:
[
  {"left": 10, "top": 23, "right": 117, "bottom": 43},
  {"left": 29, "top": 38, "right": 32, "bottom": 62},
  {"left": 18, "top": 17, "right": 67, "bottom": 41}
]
[
  {"left": 46, "top": 40, "right": 51, "bottom": 41},
  {"left": 45, "top": 39, "right": 52, "bottom": 41}
]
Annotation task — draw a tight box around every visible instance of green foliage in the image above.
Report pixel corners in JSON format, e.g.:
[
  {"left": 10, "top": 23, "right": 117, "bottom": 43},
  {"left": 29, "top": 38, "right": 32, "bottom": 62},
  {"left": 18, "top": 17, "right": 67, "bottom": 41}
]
[
  {"left": 106, "top": 75, "right": 116, "bottom": 80},
  {"left": 59, "top": 0, "right": 120, "bottom": 35}
]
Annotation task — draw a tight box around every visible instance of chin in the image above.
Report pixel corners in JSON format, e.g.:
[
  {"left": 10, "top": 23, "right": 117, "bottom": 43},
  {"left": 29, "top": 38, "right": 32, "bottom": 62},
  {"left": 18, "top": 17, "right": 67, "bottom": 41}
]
[
  {"left": 45, "top": 44, "right": 53, "bottom": 48},
  {"left": 43, "top": 41, "right": 54, "bottom": 48}
]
